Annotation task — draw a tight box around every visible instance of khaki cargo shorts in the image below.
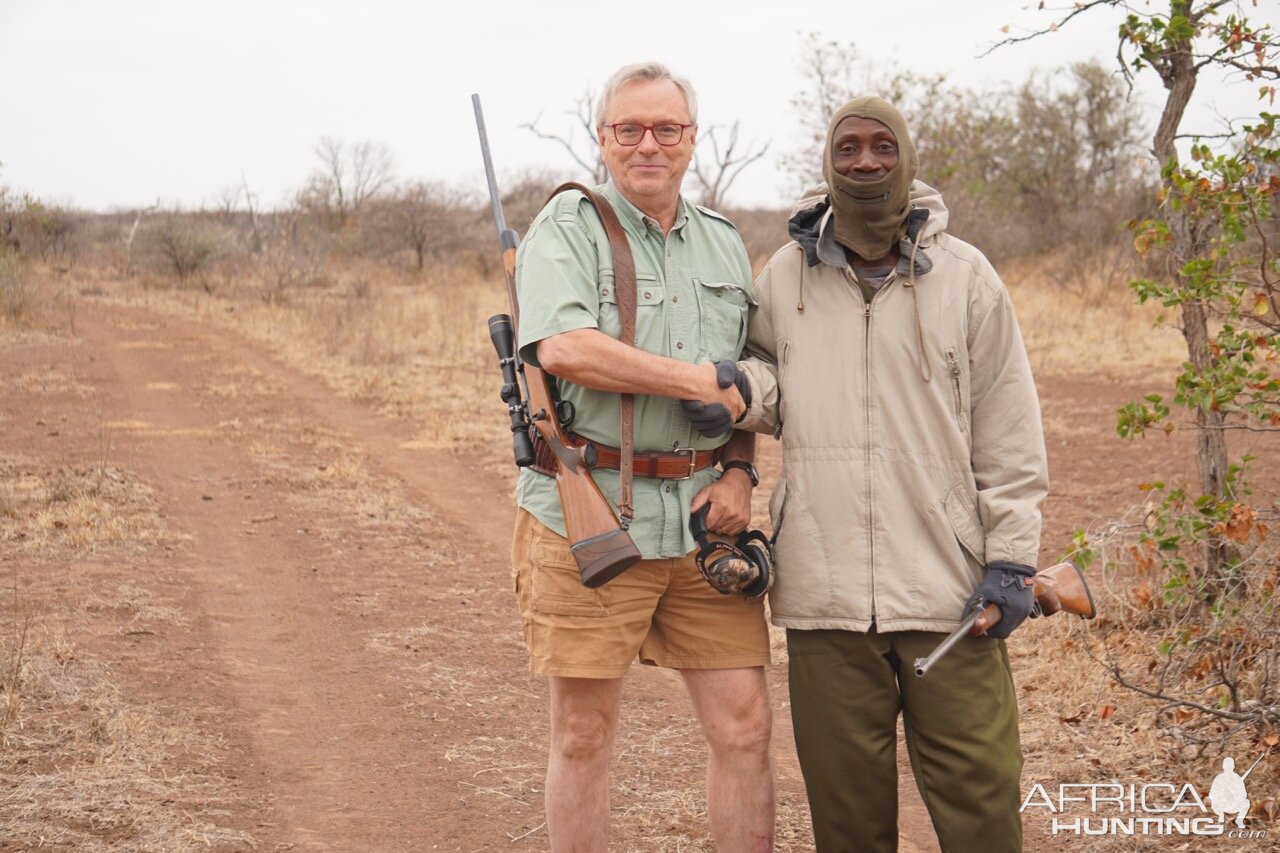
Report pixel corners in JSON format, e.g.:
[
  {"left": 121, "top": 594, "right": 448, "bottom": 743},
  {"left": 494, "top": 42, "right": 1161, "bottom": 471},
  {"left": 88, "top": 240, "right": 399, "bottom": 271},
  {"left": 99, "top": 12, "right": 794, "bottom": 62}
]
[{"left": 511, "top": 508, "right": 771, "bottom": 679}]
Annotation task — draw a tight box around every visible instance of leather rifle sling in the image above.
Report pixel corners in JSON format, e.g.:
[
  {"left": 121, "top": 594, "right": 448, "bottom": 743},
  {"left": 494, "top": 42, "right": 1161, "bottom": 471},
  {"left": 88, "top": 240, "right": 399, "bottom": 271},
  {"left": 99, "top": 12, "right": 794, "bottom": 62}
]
[{"left": 545, "top": 183, "right": 638, "bottom": 526}]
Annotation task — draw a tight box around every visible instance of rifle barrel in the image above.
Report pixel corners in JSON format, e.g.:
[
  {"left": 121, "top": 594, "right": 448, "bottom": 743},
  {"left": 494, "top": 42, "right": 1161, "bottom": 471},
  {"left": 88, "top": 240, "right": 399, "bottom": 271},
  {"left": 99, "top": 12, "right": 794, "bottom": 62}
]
[{"left": 471, "top": 93, "right": 509, "bottom": 244}]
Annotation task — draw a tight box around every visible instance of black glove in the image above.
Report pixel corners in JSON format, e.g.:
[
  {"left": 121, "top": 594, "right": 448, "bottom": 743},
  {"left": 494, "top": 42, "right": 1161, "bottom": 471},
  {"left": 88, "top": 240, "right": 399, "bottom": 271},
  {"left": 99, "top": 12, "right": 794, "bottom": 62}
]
[
  {"left": 964, "top": 561, "right": 1037, "bottom": 640},
  {"left": 679, "top": 362, "right": 752, "bottom": 438}
]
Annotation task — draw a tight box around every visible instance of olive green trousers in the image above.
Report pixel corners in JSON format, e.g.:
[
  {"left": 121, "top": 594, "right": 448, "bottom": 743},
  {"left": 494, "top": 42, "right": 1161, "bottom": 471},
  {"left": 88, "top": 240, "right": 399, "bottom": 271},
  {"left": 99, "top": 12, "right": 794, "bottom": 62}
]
[{"left": 787, "top": 628, "right": 1023, "bottom": 853}]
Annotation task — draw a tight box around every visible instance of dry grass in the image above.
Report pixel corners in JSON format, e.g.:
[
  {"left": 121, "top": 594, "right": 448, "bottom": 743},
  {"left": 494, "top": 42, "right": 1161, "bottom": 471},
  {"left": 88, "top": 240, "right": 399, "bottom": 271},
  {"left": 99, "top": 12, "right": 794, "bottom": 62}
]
[
  {"left": 0, "top": 458, "right": 187, "bottom": 558},
  {"left": 4, "top": 367, "right": 94, "bottom": 397},
  {"left": 1005, "top": 257, "right": 1187, "bottom": 377},
  {"left": 0, "top": 622, "right": 253, "bottom": 851},
  {"left": 0, "top": 250, "right": 38, "bottom": 323}
]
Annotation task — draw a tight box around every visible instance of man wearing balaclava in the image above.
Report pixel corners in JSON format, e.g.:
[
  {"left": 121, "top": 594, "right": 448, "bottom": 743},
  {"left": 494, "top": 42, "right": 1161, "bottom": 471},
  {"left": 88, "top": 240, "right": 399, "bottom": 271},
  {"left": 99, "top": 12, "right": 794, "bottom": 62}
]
[{"left": 722, "top": 97, "right": 1049, "bottom": 851}]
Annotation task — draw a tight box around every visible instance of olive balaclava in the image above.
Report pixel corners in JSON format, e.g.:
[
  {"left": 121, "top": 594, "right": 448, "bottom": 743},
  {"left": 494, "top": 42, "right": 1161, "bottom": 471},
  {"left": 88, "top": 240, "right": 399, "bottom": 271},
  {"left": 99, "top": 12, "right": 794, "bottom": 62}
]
[{"left": 822, "top": 96, "right": 919, "bottom": 260}]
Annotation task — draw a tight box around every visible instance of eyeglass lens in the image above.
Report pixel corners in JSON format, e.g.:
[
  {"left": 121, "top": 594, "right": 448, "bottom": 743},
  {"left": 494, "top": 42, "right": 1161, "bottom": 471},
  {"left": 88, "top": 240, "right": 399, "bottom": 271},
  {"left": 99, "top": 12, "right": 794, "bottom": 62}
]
[{"left": 613, "top": 124, "right": 685, "bottom": 145}]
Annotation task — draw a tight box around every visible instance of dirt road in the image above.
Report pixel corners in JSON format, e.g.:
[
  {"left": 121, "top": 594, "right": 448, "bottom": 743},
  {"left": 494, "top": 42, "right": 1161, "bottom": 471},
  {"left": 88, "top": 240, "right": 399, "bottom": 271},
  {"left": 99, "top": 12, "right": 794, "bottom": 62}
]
[{"left": 5, "top": 302, "right": 970, "bottom": 850}]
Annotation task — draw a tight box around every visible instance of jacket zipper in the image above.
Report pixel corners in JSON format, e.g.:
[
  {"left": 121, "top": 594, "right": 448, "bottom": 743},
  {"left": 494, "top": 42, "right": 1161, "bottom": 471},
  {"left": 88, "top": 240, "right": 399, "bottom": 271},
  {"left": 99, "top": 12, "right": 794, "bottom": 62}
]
[
  {"left": 863, "top": 288, "right": 875, "bottom": 625},
  {"left": 946, "top": 347, "right": 963, "bottom": 421}
]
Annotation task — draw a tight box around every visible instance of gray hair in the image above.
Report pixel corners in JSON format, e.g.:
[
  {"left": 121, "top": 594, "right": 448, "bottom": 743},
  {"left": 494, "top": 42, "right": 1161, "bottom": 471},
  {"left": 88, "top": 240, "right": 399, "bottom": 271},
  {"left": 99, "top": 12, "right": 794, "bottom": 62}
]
[{"left": 594, "top": 62, "right": 699, "bottom": 129}]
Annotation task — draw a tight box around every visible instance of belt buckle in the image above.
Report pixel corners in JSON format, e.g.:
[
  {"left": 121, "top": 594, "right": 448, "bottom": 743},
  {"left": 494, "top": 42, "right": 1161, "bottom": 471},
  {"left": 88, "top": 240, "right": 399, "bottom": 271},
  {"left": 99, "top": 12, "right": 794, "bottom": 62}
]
[{"left": 674, "top": 447, "right": 697, "bottom": 480}]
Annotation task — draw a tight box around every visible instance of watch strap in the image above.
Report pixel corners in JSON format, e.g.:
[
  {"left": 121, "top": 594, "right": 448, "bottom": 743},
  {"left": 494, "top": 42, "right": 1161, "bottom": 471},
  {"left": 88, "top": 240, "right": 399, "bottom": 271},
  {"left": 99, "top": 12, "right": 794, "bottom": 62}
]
[{"left": 721, "top": 460, "right": 759, "bottom": 487}]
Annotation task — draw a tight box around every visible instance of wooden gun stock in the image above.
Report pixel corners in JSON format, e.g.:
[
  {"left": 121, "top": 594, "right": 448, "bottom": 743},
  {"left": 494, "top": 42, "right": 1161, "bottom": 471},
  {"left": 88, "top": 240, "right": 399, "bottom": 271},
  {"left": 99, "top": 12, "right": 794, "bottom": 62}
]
[
  {"left": 914, "top": 561, "right": 1096, "bottom": 677},
  {"left": 973, "top": 561, "right": 1096, "bottom": 635}
]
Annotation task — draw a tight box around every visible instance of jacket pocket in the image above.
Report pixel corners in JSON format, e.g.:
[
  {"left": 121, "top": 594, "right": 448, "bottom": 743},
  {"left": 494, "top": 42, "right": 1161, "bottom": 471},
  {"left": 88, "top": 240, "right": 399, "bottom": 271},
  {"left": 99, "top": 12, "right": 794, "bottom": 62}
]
[
  {"left": 530, "top": 530, "right": 612, "bottom": 616},
  {"left": 943, "top": 483, "right": 986, "bottom": 568},
  {"left": 696, "top": 278, "right": 749, "bottom": 360}
]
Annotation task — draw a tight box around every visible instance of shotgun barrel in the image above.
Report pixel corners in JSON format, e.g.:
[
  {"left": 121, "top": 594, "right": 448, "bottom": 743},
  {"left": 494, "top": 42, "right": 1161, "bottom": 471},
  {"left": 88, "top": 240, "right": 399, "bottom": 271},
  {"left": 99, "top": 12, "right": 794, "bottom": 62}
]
[{"left": 914, "top": 561, "right": 1096, "bottom": 677}]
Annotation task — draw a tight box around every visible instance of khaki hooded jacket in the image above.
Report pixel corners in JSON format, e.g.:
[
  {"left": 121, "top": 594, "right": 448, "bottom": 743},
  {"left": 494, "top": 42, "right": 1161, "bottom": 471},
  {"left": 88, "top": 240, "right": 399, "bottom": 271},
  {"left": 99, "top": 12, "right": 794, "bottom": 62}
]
[{"left": 738, "top": 181, "right": 1048, "bottom": 633}]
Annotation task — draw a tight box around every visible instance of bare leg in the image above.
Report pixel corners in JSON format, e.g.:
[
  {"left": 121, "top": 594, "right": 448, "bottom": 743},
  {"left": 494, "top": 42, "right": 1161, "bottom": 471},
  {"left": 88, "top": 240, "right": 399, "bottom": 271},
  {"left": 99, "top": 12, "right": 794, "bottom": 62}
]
[
  {"left": 546, "top": 677, "right": 624, "bottom": 853},
  {"left": 681, "top": 667, "right": 775, "bottom": 851}
]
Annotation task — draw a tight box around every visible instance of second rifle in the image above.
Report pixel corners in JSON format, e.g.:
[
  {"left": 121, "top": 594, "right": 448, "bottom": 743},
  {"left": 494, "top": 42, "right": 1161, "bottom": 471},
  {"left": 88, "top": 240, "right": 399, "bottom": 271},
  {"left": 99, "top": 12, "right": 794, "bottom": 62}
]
[{"left": 914, "top": 561, "right": 1096, "bottom": 677}]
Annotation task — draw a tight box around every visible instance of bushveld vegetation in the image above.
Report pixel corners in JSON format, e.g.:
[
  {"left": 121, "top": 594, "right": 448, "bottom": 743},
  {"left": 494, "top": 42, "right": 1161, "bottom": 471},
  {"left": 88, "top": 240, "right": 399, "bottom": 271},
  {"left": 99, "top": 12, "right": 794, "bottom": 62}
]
[{"left": 2, "top": 6, "right": 1278, "bottom": 845}]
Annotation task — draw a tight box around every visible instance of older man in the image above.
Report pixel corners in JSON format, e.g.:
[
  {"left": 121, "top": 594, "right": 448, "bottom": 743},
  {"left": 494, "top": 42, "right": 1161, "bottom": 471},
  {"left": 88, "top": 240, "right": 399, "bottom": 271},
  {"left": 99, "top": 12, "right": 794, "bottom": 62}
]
[
  {"left": 731, "top": 96, "right": 1049, "bottom": 851},
  {"left": 510, "top": 62, "right": 773, "bottom": 851}
]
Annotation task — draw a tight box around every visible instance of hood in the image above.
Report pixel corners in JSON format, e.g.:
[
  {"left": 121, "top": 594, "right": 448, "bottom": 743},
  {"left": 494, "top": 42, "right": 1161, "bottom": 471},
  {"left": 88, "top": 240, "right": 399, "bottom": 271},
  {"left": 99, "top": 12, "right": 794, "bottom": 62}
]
[{"left": 788, "top": 180, "right": 950, "bottom": 269}]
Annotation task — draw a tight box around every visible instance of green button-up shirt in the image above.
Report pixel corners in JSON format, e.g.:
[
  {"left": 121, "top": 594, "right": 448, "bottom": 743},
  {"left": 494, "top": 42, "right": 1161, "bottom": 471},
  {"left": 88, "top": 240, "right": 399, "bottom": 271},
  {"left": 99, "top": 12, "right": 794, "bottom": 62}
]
[{"left": 514, "top": 182, "right": 754, "bottom": 558}]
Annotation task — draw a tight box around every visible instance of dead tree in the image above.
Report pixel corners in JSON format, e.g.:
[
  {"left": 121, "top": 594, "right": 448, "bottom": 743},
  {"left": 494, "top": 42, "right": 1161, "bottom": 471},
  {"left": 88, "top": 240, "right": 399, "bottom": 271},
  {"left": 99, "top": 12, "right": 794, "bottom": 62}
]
[
  {"left": 123, "top": 199, "right": 160, "bottom": 277},
  {"left": 691, "top": 121, "right": 770, "bottom": 209},
  {"left": 306, "top": 137, "right": 395, "bottom": 229},
  {"left": 522, "top": 89, "right": 608, "bottom": 184}
]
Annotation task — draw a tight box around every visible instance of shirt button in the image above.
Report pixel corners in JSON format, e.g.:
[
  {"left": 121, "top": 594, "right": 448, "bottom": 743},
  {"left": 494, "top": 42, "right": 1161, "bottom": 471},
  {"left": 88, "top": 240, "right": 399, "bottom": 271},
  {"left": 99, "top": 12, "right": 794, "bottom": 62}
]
[
  {"left": 644, "top": 291, "right": 652, "bottom": 299},
  {"left": 672, "top": 295, "right": 678, "bottom": 303},
  {"left": 676, "top": 341, "right": 684, "bottom": 350}
]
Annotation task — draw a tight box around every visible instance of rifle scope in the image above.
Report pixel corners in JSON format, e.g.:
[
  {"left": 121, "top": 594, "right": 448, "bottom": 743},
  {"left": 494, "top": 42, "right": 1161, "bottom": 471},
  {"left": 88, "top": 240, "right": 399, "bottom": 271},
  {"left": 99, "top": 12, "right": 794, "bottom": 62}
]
[{"left": 488, "top": 314, "right": 536, "bottom": 468}]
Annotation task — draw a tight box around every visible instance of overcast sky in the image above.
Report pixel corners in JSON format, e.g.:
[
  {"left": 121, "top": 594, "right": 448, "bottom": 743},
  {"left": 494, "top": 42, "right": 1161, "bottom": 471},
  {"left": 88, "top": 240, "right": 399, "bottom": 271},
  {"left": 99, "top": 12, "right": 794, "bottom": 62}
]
[{"left": 2, "top": 0, "right": 1276, "bottom": 212}]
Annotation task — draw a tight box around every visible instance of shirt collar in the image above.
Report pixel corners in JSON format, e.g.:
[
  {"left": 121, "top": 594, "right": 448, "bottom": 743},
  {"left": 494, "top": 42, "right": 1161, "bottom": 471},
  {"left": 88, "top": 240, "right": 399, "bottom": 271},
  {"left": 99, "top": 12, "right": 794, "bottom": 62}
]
[{"left": 601, "top": 181, "right": 689, "bottom": 240}]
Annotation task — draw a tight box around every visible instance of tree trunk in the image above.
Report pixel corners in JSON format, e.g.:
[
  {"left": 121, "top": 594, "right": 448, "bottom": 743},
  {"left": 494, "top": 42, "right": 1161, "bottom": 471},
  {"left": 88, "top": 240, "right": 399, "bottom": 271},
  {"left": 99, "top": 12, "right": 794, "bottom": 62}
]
[
  {"left": 1153, "top": 8, "right": 1234, "bottom": 580},
  {"left": 1181, "top": 298, "right": 1229, "bottom": 496}
]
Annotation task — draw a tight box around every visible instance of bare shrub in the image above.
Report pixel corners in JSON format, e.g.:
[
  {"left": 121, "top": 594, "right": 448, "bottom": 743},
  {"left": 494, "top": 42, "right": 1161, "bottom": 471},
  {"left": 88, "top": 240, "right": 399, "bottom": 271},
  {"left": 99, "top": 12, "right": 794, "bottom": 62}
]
[
  {"left": 297, "top": 137, "right": 395, "bottom": 231},
  {"left": 143, "top": 215, "right": 228, "bottom": 285},
  {"left": 254, "top": 214, "right": 332, "bottom": 304},
  {"left": 18, "top": 201, "right": 80, "bottom": 265},
  {"left": 0, "top": 250, "right": 36, "bottom": 322},
  {"left": 1069, "top": 498, "right": 1280, "bottom": 768},
  {"left": 364, "top": 180, "right": 479, "bottom": 276}
]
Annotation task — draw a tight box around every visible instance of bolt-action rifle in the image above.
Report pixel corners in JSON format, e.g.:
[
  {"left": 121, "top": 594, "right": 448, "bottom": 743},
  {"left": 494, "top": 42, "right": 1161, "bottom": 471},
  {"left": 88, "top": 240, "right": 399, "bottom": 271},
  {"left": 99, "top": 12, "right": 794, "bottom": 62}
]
[
  {"left": 472, "top": 94, "right": 641, "bottom": 588},
  {"left": 914, "top": 561, "right": 1096, "bottom": 677}
]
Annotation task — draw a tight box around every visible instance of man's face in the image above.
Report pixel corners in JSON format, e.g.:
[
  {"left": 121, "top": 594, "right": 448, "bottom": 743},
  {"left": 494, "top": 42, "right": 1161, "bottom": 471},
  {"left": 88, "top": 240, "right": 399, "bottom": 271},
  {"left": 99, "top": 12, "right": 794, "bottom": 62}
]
[
  {"left": 831, "top": 116, "right": 899, "bottom": 182},
  {"left": 598, "top": 79, "right": 696, "bottom": 206}
]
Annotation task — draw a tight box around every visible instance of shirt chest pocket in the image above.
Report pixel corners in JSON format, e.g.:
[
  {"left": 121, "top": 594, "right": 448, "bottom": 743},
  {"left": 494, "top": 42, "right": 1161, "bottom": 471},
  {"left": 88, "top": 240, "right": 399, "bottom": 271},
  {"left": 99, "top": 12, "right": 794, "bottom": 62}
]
[
  {"left": 598, "top": 273, "right": 665, "bottom": 352},
  {"left": 696, "top": 278, "right": 750, "bottom": 361}
]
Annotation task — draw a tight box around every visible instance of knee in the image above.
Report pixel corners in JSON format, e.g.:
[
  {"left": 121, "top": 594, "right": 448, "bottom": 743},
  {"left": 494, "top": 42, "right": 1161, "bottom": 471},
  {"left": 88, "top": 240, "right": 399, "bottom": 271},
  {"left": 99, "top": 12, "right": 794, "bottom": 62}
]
[
  {"left": 552, "top": 708, "right": 614, "bottom": 762},
  {"left": 706, "top": 694, "right": 773, "bottom": 757}
]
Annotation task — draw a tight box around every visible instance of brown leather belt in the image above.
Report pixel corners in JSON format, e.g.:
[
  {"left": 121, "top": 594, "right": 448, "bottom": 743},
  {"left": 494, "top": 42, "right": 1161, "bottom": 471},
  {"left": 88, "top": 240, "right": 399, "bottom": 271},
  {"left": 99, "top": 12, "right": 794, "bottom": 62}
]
[
  {"left": 589, "top": 442, "right": 723, "bottom": 480},
  {"left": 529, "top": 431, "right": 723, "bottom": 480}
]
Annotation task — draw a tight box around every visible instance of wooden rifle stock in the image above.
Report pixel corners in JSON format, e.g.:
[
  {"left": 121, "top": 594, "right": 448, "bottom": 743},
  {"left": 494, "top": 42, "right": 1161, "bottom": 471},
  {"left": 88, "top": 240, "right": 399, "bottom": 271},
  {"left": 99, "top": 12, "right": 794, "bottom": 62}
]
[
  {"left": 914, "top": 561, "right": 1096, "bottom": 677},
  {"left": 474, "top": 95, "right": 640, "bottom": 588}
]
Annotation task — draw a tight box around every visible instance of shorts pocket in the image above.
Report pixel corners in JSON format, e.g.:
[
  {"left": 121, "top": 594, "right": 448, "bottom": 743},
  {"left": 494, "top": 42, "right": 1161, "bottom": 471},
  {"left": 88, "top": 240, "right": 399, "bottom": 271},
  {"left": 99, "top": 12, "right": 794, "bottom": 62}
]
[{"left": 531, "top": 533, "right": 611, "bottom": 616}]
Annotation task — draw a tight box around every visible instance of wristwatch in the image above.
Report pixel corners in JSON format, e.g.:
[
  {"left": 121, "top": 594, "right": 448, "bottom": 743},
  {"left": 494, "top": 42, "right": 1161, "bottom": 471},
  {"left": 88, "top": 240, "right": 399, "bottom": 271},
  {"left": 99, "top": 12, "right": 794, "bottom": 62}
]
[{"left": 721, "top": 460, "right": 760, "bottom": 488}]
